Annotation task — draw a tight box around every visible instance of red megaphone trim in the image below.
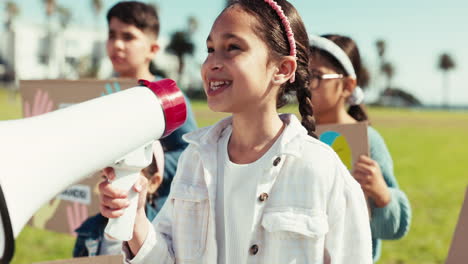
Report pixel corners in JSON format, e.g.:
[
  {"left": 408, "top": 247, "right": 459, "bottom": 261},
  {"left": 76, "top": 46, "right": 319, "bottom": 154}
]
[{"left": 139, "top": 79, "right": 187, "bottom": 138}]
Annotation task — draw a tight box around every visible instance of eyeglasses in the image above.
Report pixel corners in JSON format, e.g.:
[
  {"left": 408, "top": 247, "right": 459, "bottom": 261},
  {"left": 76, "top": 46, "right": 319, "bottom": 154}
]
[{"left": 309, "top": 72, "right": 344, "bottom": 90}]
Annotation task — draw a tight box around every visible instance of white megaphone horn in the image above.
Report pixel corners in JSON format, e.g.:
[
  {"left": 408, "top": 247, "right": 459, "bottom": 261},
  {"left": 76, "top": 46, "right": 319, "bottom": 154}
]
[{"left": 0, "top": 79, "right": 187, "bottom": 264}]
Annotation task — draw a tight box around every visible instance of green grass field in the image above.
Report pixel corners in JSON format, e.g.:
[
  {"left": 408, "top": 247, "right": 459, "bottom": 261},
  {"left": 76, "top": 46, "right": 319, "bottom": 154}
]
[{"left": 2, "top": 88, "right": 468, "bottom": 263}]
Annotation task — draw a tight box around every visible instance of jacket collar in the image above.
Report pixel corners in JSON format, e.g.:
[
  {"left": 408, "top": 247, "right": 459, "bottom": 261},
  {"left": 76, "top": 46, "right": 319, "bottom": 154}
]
[{"left": 182, "top": 113, "right": 307, "bottom": 157}]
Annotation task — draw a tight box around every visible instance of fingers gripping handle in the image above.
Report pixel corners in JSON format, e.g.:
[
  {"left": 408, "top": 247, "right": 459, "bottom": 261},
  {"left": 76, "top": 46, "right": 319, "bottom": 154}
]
[
  {"left": 104, "top": 169, "right": 140, "bottom": 241},
  {"left": 104, "top": 142, "right": 153, "bottom": 241}
]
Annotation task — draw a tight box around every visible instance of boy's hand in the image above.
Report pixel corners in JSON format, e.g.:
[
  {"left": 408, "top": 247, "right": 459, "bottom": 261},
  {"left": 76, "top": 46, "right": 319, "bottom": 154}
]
[
  {"left": 352, "top": 155, "right": 391, "bottom": 208},
  {"left": 99, "top": 167, "right": 148, "bottom": 218}
]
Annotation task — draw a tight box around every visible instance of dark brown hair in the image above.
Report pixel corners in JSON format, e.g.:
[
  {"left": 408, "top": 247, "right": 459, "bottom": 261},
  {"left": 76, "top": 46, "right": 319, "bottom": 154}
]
[
  {"left": 144, "top": 155, "right": 159, "bottom": 178},
  {"left": 143, "top": 155, "right": 159, "bottom": 207},
  {"left": 107, "top": 1, "right": 160, "bottom": 38},
  {"left": 310, "top": 34, "right": 370, "bottom": 121},
  {"left": 225, "top": 0, "right": 317, "bottom": 138}
]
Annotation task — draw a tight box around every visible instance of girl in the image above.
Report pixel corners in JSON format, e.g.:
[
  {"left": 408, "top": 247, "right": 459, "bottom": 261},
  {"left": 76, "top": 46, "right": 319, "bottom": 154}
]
[
  {"left": 100, "top": 1, "right": 372, "bottom": 263},
  {"left": 308, "top": 34, "right": 412, "bottom": 262}
]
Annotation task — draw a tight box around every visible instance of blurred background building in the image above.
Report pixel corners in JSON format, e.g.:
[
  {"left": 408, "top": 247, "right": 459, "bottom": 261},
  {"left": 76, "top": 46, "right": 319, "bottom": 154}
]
[{"left": 1, "top": 0, "right": 467, "bottom": 109}]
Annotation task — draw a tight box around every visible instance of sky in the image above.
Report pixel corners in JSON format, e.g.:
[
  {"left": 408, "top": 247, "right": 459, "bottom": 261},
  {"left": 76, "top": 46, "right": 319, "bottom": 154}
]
[{"left": 4, "top": 0, "right": 468, "bottom": 106}]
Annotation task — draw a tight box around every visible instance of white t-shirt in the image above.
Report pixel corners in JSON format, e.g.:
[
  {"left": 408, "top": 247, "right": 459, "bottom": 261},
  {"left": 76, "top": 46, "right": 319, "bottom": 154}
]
[{"left": 216, "top": 125, "right": 283, "bottom": 264}]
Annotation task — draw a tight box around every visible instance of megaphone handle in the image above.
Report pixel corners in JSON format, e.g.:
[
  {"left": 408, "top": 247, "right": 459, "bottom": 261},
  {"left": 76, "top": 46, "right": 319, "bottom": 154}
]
[{"left": 104, "top": 168, "right": 140, "bottom": 241}]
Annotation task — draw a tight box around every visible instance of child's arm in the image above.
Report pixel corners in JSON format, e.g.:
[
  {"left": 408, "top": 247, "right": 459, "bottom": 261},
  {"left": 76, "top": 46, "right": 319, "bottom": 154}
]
[
  {"left": 123, "top": 196, "right": 175, "bottom": 263},
  {"left": 325, "top": 161, "right": 373, "bottom": 263},
  {"left": 100, "top": 167, "right": 177, "bottom": 263},
  {"left": 367, "top": 128, "right": 411, "bottom": 239}
]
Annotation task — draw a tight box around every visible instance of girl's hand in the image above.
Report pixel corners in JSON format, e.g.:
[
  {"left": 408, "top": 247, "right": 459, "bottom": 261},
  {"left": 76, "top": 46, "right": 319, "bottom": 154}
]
[
  {"left": 352, "top": 155, "right": 391, "bottom": 208},
  {"left": 99, "top": 167, "right": 149, "bottom": 218}
]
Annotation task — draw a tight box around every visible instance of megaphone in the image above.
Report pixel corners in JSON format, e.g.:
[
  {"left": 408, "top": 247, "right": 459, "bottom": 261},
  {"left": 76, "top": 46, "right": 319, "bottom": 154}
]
[{"left": 0, "top": 79, "right": 186, "bottom": 263}]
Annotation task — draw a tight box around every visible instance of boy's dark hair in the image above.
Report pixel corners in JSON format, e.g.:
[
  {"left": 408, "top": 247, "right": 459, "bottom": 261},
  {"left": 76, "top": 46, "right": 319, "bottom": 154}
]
[
  {"left": 107, "top": 1, "right": 160, "bottom": 38},
  {"left": 225, "top": 0, "right": 317, "bottom": 138},
  {"left": 310, "top": 34, "right": 370, "bottom": 122}
]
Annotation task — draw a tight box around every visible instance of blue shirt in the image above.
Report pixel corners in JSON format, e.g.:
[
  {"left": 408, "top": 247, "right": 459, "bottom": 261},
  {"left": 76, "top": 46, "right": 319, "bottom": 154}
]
[{"left": 158, "top": 95, "right": 197, "bottom": 198}]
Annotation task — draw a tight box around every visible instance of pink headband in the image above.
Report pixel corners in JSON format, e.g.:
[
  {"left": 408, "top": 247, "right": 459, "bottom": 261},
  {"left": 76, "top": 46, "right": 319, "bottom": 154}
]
[{"left": 264, "top": 0, "right": 296, "bottom": 83}]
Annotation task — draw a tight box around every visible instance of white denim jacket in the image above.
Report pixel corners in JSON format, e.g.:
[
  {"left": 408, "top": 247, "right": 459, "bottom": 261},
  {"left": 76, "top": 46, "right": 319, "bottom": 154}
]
[{"left": 124, "top": 114, "right": 372, "bottom": 264}]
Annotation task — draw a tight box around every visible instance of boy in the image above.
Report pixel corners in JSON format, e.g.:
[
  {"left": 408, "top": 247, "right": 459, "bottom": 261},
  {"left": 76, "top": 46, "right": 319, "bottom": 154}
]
[
  {"left": 105, "top": 0, "right": 197, "bottom": 200},
  {"left": 73, "top": 1, "right": 197, "bottom": 256}
]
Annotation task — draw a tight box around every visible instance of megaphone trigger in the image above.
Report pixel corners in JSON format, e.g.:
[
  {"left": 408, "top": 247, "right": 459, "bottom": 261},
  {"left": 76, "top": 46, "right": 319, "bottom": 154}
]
[{"left": 104, "top": 140, "right": 154, "bottom": 241}]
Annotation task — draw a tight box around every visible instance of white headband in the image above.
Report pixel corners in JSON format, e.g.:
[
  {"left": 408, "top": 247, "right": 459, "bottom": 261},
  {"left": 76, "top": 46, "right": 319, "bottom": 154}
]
[{"left": 309, "top": 34, "right": 364, "bottom": 105}]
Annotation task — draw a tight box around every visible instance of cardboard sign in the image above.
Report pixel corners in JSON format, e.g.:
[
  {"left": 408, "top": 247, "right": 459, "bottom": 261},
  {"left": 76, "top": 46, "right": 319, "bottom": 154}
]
[
  {"left": 446, "top": 187, "right": 468, "bottom": 263},
  {"left": 316, "top": 122, "right": 371, "bottom": 216},
  {"left": 316, "top": 122, "right": 369, "bottom": 171},
  {"left": 20, "top": 79, "right": 138, "bottom": 235},
  {"left": 33, "top": 254, "right": 123, "bottom": 264}
]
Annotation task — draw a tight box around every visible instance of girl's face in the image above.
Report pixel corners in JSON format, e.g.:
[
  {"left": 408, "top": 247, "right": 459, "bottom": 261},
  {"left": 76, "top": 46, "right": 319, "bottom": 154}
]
[
  {"left": 308, "top": 55, "right": 347, "bottom": 117},
  {"left": 201, "top": 6, "right": 278, "bottom": 113}
]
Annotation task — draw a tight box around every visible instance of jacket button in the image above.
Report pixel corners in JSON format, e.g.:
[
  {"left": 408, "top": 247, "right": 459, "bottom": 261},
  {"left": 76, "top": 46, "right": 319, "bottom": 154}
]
[
  {"left": 258, "top": 192, "right": 269, "bottom": 202},
  {"left": 273, "top": 157, "right": 281, "bottom": 166},
  {"left": 249, "top": 244, "right": 259, "bottom": 255}
]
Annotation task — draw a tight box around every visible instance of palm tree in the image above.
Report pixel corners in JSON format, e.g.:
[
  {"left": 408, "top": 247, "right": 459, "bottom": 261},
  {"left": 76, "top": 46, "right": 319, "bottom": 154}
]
[
  {"left": 166, "top": 17, "right": 198, "bottom": 81},
  {"left": 90, "top": 0, "right": 103, "bottom": 31},
  {"left": 56, "top": 5, "right": 72, "bottom": 78},
  {"left": 438, "top": 53, "right": 456, "bottom": 108},
  {"left": 4, "top": 1, "right": 20, "bottom": 87},
  {"left": 91, "top": 0, "right": 103, "bottom": 19},
  {"left": 166, "top": 31, "right": 194, "bottom": 80},
  {"left": 375, "top": 39, "right": 386, "bottom": 95},
  {"left": 381, "top": 61, "right": 394, "bottom": 92},
  {"left": 376, "top": 39, "right": 386, "bottom": 60},
  {"left": 43, "top": 0, "right": 56, "bottom": 23},
  {"left": 56, "top": 6, "right": 71, "bottom": 30},
  {"left": 41, "top": 0, "right": 56, "bottom": 74},
  {"left": 187, "top": 16, "right": 198, "bottom": 35},
  {"left": 5, "top": 1, "right": 20, "bottom": 31},
  {"left": 90, "top": 0, "right": 103, "bottom": 74}
]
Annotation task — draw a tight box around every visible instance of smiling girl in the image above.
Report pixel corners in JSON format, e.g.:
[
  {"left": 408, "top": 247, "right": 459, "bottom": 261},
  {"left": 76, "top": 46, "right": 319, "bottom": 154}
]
[{"left": 99, "top": 1, "right": 372, "bottom": 263}]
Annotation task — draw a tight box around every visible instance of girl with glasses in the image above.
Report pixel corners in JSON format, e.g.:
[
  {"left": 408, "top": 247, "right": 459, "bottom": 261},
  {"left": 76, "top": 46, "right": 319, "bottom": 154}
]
[{"left": 309, "top": 34, "right": 412, "bottom": 262}]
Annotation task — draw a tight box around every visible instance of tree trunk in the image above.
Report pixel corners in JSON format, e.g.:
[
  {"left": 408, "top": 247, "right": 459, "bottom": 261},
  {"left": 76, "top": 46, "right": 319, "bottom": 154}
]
[
  {"left": 443, "top": 71, "right": 449, "bottom": 109},
  {"left": 386, "top": 76, "right": 392, "bottom": 94},
  {"left": 177, "top": 55, "right": 185, "bottom": 82}
]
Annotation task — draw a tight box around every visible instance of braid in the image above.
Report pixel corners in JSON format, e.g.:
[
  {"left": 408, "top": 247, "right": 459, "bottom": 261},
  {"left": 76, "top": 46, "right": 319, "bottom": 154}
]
[
  {"left": 296, "top": 87, "right": 318, "bottom": 138},
  {"left": 348, "top": 104, "right": 369, "bottom": 122}
]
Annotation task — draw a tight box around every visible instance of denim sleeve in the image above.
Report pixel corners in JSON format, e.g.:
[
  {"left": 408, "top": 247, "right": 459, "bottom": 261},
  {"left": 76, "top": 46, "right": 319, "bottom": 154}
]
[
  {"left": 158, "top": 95, "right": 197, "bottom": 197},
  {"left": 73, "top": 234, "right": 89, "bottom": 257},
  {"left": 72, "top": 213, "right": 107, "bottom": 257},
  {"left": 368, "top": 127, "right": 412, "bottom": 240}
]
